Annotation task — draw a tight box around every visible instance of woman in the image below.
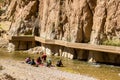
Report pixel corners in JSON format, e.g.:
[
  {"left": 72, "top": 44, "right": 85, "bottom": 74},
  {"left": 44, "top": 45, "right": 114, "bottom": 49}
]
[
  {"left": 36, "top": 57, "right": 42, "bottom": 65},
  {"left": 42, "top": 53, "right": 47, "bottom": 61},
  {"left": 25, "top": 57, "right": 31, "bottom": 64}
]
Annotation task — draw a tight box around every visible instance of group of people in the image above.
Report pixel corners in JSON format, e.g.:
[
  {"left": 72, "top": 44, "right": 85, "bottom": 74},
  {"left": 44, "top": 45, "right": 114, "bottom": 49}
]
[{"left": 25, "top": 53, "right": 63, "bottom": 67}]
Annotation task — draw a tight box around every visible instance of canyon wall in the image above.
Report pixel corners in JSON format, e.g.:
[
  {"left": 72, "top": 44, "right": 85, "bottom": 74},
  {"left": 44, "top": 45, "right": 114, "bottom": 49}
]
[{"left": 1, "top": 0, "right": 120, "bottom": 64}]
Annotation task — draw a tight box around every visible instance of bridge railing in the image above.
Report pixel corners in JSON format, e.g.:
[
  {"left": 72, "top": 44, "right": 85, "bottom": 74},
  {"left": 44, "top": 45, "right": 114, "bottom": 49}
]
[
  {"left": 35, "top": 36, "right": 120, "bottom": 54},
  {"left": 8, "top": 36, "right": 120, "bottom": 54}
]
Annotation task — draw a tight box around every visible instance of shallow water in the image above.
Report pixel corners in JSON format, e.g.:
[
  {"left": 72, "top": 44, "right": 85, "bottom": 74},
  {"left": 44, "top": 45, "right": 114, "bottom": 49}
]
[{"left": 0, "top": 48, "right": 120, "bottom": 80}]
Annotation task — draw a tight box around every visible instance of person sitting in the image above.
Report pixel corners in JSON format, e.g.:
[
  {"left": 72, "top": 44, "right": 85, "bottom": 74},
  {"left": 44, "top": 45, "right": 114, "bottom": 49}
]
[
  {"left": 25, "top": 57, "right": 31, "bottom": 64},
  {"left": 30, "top": 59, "right": 36, "bottom": 65},
  {"left": 46, "top": 59, "right": 52, "bottom": 67},
  {"left": 42, "top": 53, "right": 47, "bottom": 61},
  {"left": 36, "top": 57, "right": 42, "bottom": 65},
  {"left": 56, "top": 60, "right": 63, "bottom": 67}
]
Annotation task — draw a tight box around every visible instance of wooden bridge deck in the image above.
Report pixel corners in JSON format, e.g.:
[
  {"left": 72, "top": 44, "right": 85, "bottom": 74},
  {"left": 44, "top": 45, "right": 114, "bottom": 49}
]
[
  {"left": 35, "top": 36, "right": 120, "bottom": 54},
  {"left": 11, "top": 36, "right": 35, "bottom": 41},
  {"left": 9, "top": 36, "right": 120, "bottom": 54}
]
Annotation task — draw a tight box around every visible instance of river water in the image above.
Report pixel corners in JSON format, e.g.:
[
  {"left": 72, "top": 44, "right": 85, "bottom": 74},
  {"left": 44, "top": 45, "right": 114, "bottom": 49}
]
[{"left": 0, "top": 48, "right": 120, "bottom": 80}]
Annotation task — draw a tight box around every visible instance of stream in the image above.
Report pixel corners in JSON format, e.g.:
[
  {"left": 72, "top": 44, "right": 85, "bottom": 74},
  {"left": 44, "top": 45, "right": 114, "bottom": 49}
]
[{"left": 0, "top": 48, "right": 120, "bottom": 80}]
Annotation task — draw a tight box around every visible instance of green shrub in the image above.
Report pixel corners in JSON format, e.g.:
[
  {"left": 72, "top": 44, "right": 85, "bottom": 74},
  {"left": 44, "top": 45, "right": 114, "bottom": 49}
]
[{"left": 102, "top": 39, "right": 120, "bottom": 46}]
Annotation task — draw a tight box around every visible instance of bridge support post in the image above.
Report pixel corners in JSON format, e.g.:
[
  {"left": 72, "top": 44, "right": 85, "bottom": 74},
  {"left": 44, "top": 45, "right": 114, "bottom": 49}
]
[{"left": 32, "top": 41, "right": 36, "bottom": 48}]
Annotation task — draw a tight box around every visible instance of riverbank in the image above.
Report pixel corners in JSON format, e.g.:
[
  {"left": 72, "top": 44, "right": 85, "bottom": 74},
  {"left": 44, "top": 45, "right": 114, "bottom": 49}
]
[{"left": 0, "top": 59, "right": 96, "bottom": 80}]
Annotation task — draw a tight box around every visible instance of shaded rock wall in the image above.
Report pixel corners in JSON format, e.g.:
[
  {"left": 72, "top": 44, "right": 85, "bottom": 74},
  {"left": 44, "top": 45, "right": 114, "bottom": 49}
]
[
  {"left": 89, "top": 0, "right": 120, "bottom": 64},
  {"left": 2, "top": 0, "right": 120, "bottom": 64},
  {"left": 39, "top": 0, "right": 93, "bottom": 43}
]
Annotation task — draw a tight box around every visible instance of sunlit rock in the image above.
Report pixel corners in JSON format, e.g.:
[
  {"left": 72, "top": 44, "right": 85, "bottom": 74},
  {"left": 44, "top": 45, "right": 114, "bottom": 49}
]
[{"left": 7, "top": 43, "right": 15, "bottom": 52}]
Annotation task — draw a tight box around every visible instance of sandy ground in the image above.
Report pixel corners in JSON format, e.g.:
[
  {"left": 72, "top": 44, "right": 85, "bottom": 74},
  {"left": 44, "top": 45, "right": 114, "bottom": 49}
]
[{"left": 0, "top": 59, "right": 97, "bottom": 80}]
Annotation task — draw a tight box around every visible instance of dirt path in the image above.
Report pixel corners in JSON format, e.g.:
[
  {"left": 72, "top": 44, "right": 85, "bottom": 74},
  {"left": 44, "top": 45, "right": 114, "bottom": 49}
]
[{"left": 0, "top": 59, "right": 97, "bottom": 80}]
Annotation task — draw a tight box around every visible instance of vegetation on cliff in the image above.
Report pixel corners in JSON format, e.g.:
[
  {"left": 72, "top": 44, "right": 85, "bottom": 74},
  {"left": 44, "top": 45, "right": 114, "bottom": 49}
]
[{"left": 103, "top": 39, "right": 120, "bottom": 46}]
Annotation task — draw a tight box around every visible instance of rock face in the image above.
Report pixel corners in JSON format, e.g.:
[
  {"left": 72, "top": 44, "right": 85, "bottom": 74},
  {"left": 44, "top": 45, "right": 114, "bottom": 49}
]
[
  {"left": 1, "top": 0, "right": 120, "bottom": 64},
  {"left": 39, "top": 0, "right": 93, "bottom": 43},
  {"left": 89, "top": 0, "right": 120, "bottom": 64},
  {"left": 2, "top": 0, "right": 39, "bottom": 36}
]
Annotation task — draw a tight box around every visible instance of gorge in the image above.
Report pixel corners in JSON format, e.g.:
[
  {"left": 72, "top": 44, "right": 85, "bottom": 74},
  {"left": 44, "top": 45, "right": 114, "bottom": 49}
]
[{"left": 0, "top": 0, "right": 120, "bottom": 65}]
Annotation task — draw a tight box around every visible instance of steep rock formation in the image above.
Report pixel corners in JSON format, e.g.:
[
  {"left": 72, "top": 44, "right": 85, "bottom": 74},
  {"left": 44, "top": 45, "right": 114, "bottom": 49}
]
[
  {"left": 3, "top": 0, "right": 39, "bottom": 36},
  {"left": 39, "top": 0, "right": 93, "bottom": 59},
  {"left": 1, "top": 0, "right": 120, "bottom": 64},
  {"left": 39, "top": 0, "right": 93, "bottom": 43},
  {"left": 89, "top": 0, "right": 120, "bottom": 64},
  {"left": 91, "top": 0, "right": 120, "bottom": 44}
]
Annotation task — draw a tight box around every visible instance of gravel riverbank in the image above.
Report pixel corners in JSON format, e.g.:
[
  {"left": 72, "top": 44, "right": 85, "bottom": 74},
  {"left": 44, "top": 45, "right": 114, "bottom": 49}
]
[{"left": 0, "top": 59, "right": 97, "bottom": 80}]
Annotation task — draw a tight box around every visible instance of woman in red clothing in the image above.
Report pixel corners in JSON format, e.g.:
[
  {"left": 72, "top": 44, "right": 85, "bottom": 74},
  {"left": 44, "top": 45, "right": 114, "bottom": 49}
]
[
  {"left": 42, "top": 53, "right": 47, "bottom": 61},
  {"left": 36, "top": 57, "right": 42, "bottom": 65}
]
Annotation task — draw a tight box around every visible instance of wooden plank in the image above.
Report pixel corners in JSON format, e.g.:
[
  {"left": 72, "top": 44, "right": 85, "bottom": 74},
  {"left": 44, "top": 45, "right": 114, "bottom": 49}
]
[
  {"left": 35, "top": 36, "right": 45, "bottom": 43},
  {"left": 34, "top": 36, "right": 120, "bottom": 54},
  {"left": 12, "top": 36, "right": 35, "bottom": 41},
  {"left": 45, "top": 39, "right": 55, "bottom": 44},
  {"left": 55, "top": 40, "right": 67, "bottom": 47},
  {"left": 35, "top": 36, "right": 55, "bottom": 44},
  {"left": 67, "top": 42, "right": 120, "bottom": 54},
  {"left": 10, "top": 36, "right": 120, "bottom": 54}
]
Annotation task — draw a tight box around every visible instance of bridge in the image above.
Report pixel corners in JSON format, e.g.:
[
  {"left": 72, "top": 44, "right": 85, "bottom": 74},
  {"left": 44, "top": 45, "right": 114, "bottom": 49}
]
[{"left": 9, "top": 36, "right": 120, "bottom": 54}]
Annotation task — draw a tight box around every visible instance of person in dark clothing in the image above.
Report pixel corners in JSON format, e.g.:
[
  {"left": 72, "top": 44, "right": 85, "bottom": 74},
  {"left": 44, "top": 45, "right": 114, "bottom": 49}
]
[
  {"left": 36, "top": 57, "right": 42, "bottom": 65},
  {"left": 56, "top": 60, "right": 63, "bottom": 67},
  {"left": 30, "top": 59, "right": 36, "bottom": 65}
]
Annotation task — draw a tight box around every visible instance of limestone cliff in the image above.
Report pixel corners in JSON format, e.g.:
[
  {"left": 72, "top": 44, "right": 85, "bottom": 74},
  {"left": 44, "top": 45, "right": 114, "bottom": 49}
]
[{"left": 1, "top": 0, "right": 120, "bottom": 64}]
